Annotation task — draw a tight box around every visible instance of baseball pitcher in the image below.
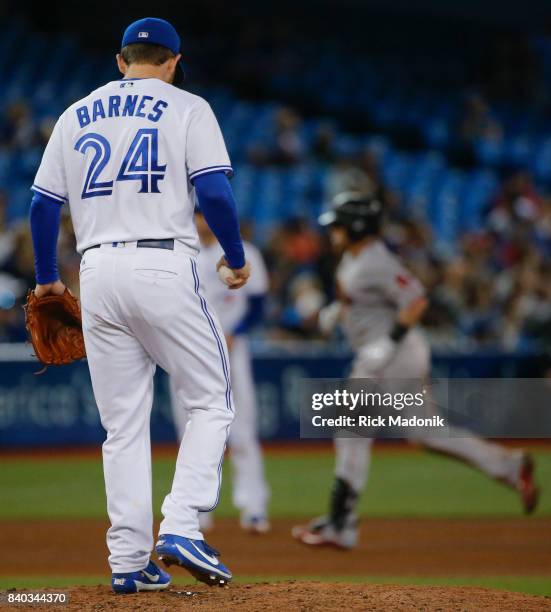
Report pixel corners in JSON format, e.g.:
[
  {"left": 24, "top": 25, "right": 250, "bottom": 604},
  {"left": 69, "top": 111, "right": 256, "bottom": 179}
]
[
  {"left": 170, "top": 210, "right": 270, "bottom": 534},
  {"left": 29, "top": 17, "right": 247, "bottom": 592},
  {"left": 293, "top": 192, "right": 539, "bottom": 549}
]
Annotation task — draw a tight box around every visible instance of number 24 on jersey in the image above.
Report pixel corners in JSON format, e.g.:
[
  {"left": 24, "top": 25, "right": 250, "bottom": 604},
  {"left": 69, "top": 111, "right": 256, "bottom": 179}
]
[{"left": 74, "top": 128, "right": 166, "bottom": 199}]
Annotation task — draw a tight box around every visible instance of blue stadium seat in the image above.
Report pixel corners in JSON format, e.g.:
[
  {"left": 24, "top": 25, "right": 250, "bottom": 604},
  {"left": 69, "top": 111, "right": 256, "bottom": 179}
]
[
  {"left": 475, "top": 137, "right": 504, "bottom": 167},
  {"left": 0, "top": 14, "right": 546, "bottom": 249}
]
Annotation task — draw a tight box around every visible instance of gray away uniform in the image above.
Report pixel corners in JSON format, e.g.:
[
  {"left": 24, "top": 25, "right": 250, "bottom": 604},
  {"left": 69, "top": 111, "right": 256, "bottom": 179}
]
[{"left": 333, "top": 240, "right": 523, "bottom": 493}]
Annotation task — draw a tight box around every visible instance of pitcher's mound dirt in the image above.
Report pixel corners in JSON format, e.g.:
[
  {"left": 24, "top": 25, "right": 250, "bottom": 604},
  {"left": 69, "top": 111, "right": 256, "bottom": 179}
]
[{"left": 4, "top": 583, "right": 551, "bottom": 612}]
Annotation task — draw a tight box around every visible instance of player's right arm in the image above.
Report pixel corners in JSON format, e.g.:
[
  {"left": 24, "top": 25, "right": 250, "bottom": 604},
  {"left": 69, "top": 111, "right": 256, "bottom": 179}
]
[{"left": 186, "top": 99, "right": 249, "bottom": 287}]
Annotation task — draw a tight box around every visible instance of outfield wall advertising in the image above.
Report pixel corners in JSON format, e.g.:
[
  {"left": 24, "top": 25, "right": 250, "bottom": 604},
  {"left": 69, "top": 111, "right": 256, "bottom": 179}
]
[{"left": 0, "top": 347, "right": 545, "bottom": 447}]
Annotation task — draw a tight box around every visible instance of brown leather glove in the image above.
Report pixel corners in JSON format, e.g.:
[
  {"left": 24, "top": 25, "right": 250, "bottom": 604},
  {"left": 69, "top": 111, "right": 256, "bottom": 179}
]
[{"left": 23, "top": 289, "right": 86, "bottom": 366}]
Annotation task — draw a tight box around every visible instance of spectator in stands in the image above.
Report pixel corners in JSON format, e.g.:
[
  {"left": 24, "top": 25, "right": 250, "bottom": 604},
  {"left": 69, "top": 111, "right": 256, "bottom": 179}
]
[
  {"left": 431, "top": 258, "right": 468, "bottom": 327},
  {"left": 0, "top": 299, "right": 27, "bottom": 343},
  {"left": 37, "top": 117, "right": 56, "bottom": 148},
  {"left": 265, "top": 217, "right": 323, "bottom": 334},
  {"left": 0, "top": 202, "right": 29, "bottom": 342},
  {"left": 0, "top": 101, "right": 37, "bottom": 150},
  {"left": 358, "top": 148, "right": 382, "bottom": 186},
  {"left": 249, "top": 107, "right": 305, "bottom": 166},
  {"left": 0, "top": 192, "right": 15, "bottom": 269},
  {"left": 459, "top": 93, "right": 503, "bottom": 144},
  {"left": 523, "top": 263, "right": 551, "bottom": 348},
  {"left": 459, "top": 278, "right": 499, "bottom": 345},
  {"left": 533, "top": 197, "right": 551, "bottom": 259},
  {"left": 488, "top": 170, "right": 542, "bottom": 271},
  {"left": 422, "top": 296, "right": 463, "bottom": 351},
  {"left": 500, "top": 259, "right": 551, "bottom": 350},
  {"left": 3, "top": 224, "right": 35, "bottom": 288},
  {"left": 311, "top": 123, "right": 337, "bottom": 163},
  {"left": 491, "top": 169, "right": 540, "bottom": 225},
  {"left": 0, "top": 18, "right": 548, "bottom": 355}
]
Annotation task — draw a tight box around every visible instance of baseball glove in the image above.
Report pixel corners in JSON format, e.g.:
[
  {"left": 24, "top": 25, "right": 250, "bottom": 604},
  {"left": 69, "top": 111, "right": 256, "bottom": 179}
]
[{"left": 23, "top": 289, "right": 86, "bottom": 366}]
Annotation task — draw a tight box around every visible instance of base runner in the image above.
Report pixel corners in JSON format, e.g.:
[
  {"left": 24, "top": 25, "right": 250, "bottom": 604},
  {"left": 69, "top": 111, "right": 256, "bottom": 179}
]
[{"left": 293, "top": 192, "right": 540, "bottom": 549}]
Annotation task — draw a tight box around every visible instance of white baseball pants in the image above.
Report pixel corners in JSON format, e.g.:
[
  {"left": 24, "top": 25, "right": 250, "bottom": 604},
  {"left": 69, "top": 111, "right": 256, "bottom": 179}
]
[
  {"left": 337, "top": 330, "right": 523, "bottom": 492},
  {"left": 171, "top": 335, "right": 269, "bottom": 518},
  {"left": 80, "top": 242, "right": 234, "bottom": 573}
]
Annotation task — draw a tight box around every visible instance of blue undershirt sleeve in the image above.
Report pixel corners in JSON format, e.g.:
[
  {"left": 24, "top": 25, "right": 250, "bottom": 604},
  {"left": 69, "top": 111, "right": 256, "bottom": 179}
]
[
  {"left": 193, "top": 171, "right": 245, "bottom": 269},
  {"left": 29, "top": 192, "right": 62, "bottom": 285},
  {"left": 233, "top": 294, "right": 266, "bottom": 335}
]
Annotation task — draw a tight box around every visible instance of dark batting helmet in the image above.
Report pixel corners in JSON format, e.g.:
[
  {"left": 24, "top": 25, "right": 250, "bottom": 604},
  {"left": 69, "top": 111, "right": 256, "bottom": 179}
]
[{"left": 318, "top": 191, "right": 384, "bottom": 241}]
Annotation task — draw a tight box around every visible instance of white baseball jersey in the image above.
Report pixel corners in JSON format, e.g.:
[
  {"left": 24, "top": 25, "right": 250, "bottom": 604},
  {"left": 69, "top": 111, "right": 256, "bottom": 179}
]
[
  {"left": 196, "top": 241, "right": 269, "bottom": 334},
  {"left": 338, "top": 239, "right": 425, "bottom": 349},
  {"left": 32, "top": 78, "right": 232, "bottom": 254}
]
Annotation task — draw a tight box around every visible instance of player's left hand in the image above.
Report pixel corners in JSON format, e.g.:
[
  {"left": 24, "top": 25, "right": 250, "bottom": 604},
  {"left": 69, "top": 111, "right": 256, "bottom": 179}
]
[
  {"left": 34, "top": 280, "right": 67, "bottom": 299},
  {"left": 216, "top": 257, "right": 251, "bottom": 290},
  {"left": 24, "top": 283, "right": 85, "bottom": 366},
  {"left": 318, "top": 301, "right": 342, "bottom": 336},
  {"left": 356, "top": 336, "right": 396, "bottom": 374}
]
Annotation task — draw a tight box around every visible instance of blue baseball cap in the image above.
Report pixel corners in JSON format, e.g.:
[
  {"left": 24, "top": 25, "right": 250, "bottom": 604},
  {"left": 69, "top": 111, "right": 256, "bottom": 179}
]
[{"left": 121, "top": 17, "right": 186, "bottom": 79}]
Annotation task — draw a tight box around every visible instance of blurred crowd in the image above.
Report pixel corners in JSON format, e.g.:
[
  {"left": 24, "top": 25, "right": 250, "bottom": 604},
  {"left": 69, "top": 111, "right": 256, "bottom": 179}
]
[
  {"left": 254, "top": 106, "right": 551, "bottom": 353},
  {"left": 0, "top": 194, "right": 80, "bottom": 344},
  {"left": 0, "top": 10, "right": 550, "bottom": 356},
  {"left": 0, "top": 101, "right": 57, "bottom": 156},
  {"left": 1, "top": 99, "right": 550, "bottom": 356}
]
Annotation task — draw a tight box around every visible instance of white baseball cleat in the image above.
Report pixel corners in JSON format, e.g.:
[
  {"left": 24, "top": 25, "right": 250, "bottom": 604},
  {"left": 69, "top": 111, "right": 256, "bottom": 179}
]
[
  {"left": 292, "top": 515, "right": 358, "bottom": 550},
  {"left": 240, "top": 514, "right": 271, "bottom": 534}
]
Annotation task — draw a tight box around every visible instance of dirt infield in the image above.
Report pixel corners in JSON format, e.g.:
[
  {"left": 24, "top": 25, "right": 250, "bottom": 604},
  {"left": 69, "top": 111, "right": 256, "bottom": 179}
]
[
  {"left": 2, "top": 518, "right": 550, "bottom": 610},
  {"left": 1, "top": 517, "right": 551, "bottom": 577},
  {"left": 3, "top": 584, "right": 551, "bottom": 611}
]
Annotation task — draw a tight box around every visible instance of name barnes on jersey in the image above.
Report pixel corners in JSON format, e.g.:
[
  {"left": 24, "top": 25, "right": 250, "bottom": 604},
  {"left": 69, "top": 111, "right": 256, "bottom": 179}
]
[{"left": 75, "top": 92, "right": 169, "bottom": 128}]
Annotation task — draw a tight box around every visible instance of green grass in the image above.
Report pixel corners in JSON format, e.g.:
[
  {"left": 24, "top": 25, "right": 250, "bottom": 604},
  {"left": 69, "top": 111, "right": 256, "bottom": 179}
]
[
  {"left": 0, "top": 448, "right": 549, "bottom": 520},
  {"left": 0, "top": 575, "right": 549, "bottom": 596},
  {"left": 2, "top": 448, "right": 549, "bottom": 598}
]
